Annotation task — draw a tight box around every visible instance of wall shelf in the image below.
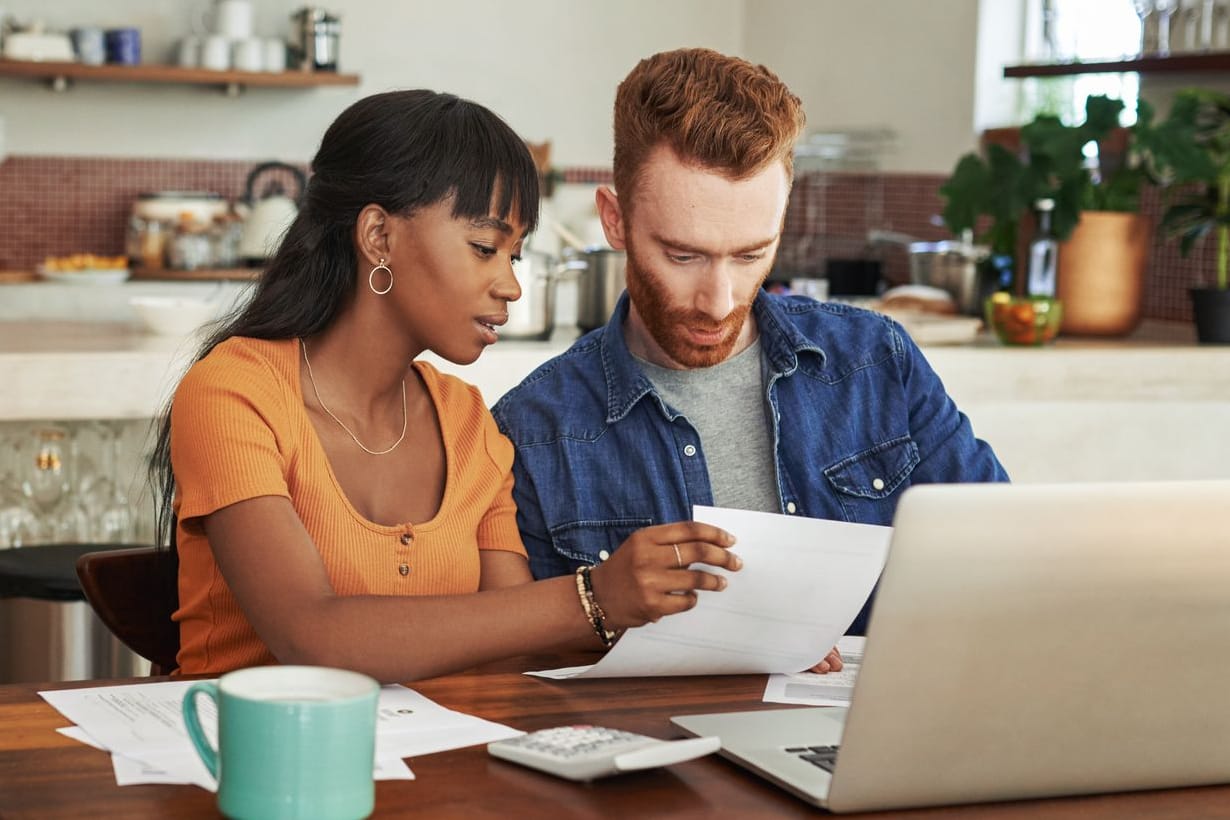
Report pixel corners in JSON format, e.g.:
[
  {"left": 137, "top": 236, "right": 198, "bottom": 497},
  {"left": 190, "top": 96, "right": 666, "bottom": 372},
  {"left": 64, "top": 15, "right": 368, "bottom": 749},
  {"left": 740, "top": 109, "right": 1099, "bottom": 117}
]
[
  {"left": 0, "top": 59, "right": 359, "bottom": 95},
  {"left": 1004, "top": 52, "right": 1230, "bottom": 78},
  {"left": 130, "top": 267, "right": 261, "bottom": 281}
]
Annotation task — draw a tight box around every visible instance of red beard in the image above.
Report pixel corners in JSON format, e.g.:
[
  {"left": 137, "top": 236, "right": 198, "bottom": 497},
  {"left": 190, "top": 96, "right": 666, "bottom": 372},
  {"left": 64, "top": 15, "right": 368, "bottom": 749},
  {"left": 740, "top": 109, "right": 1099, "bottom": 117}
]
[{"left": 623, "top": 240, "right": 761, "bottom": 369}]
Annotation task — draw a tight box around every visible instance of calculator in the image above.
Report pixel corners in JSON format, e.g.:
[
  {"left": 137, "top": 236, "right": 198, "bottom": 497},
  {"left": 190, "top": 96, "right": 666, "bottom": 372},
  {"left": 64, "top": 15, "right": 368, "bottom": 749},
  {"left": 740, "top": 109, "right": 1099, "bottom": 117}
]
[{"left": 487, "top": 724, "right": 721, "bottom": 781}]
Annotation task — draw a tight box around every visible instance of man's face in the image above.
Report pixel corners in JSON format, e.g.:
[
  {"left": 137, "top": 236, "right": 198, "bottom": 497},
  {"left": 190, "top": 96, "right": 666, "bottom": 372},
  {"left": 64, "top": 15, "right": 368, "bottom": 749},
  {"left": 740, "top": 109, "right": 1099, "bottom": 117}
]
[{"left": 602, "top": 145, "right": 791, "bottom": 369}]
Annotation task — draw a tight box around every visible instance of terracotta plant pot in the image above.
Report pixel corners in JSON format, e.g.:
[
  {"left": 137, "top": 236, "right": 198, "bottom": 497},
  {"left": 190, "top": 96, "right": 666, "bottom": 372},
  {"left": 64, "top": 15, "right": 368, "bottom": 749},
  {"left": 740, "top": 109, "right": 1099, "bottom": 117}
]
[
  {"left": 1191, "top": 287, "right": 1230, "bottom": 344},
  {"left": 1056, "top": 211, "right": 1149, "bottom": 336}
]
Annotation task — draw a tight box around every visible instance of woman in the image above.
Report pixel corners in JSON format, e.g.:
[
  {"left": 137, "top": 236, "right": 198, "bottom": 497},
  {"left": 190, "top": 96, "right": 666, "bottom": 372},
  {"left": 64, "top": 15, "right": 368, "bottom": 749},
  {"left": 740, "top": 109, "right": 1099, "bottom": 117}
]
[{"left": 149, "top": 90, "right": 740, "bottom": 681}]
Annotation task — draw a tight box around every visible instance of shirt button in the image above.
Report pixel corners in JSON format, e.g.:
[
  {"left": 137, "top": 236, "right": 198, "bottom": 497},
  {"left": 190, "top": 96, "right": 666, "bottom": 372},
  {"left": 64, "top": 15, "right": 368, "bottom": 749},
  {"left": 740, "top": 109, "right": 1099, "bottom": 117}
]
[
  {"left": 598, "top": 550, "right": 610, "bottom": 561},
  {"left": 872, "top": 478, "right": 885, "bottom": 491},
  {"left": 785, "top": 502, "right": 797, "bottom": 514},
  {"left": 683, "top": 444, "right": 697, "bottom": 457},
  {"left": 399, "top": 532, "right": 413, "bottom": 545},
  {"left": 398, "top": 563, "right": 410, "bottom": 576}
]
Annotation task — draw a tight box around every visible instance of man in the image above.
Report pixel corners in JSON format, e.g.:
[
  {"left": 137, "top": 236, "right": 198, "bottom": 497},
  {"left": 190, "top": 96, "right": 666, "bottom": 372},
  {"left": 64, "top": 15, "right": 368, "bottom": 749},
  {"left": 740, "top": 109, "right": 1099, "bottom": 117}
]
[{"left": 492, "top": 48, "right": 1007, "bottom": 636}]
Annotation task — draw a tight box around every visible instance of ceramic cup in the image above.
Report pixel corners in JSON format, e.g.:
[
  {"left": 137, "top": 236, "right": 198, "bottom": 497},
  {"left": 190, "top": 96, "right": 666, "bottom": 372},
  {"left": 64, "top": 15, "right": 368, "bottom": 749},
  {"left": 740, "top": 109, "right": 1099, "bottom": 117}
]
[
  {"left": 209, "top": 0, "right": 254, "bottom": 39},
  {"left": 103, "top": 28, "right": 141, "bottom": 65},
  {"left": 231, "top": 37, "right": 263, "bottom": 72},
  {"left": 182, "top": 665, "right": 379, "bottom": 820},
  {"left": 200, "top": 34, "right": 231, "bottom": 71},
  {"left": 70, "top": 27, "right": 106, "bottom": 66},
  {"left": 175, "top": 35, "right": 201, "bottom": 68},
  {"left": 263, "top": 37, "right": 287, "bottom": 72}
]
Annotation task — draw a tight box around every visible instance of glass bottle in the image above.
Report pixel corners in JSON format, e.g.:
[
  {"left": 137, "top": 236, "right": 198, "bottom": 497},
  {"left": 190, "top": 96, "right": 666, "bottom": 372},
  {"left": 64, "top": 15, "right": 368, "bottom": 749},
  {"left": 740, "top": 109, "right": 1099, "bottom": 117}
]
[
  {"left": 1156, "top": 0, "right": 1179, "bottom": 55},
  {"left": 1041, "top": 0, "right": 1062, "bottom": 59},
  {"left": 1201, "top": 0, "right": 1217, "bottom": 48},
  {"left": 1215, "top": 0, "right": 1230, "bottom": 49},
  {"left": 1027, "top": 199, "right": 1059, "bottom": 298},
  {"left": 1135, "top": 0, "right": 1159, "bottom": 55}
]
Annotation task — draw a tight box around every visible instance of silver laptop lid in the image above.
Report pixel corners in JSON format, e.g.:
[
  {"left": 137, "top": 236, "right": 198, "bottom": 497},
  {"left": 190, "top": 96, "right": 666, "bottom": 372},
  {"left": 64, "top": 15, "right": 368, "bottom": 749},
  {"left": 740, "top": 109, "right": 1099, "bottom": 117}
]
[
  {"left": 671, "top": 706, "right": 845, "bottom": 808},
  {"left": 827, "top": 480, "right": 1230, "bottom": 812}
]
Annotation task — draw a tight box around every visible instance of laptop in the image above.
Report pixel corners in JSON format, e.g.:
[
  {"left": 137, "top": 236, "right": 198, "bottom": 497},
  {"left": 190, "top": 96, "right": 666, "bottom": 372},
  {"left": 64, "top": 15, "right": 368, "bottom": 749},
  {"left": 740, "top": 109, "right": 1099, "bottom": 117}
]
[{"left": 671, "top": 480, "right": 1230, "bottom": 813}]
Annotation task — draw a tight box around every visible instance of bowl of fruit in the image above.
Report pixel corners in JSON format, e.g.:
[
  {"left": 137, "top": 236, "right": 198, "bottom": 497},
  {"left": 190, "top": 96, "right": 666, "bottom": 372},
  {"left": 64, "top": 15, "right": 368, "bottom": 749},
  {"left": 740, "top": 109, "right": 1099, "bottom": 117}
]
[
  {"left": 37, "top": 254, "right": 131, "bottom": 285},
  {"left": 985, "top": 294, "right": 1063, "bottom": 346}
]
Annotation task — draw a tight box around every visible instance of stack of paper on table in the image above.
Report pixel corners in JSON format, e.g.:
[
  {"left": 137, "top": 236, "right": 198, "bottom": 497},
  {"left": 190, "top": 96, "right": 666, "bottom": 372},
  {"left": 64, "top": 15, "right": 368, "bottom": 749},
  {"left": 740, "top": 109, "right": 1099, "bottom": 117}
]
[
  {"left": 40, "top": 680, "right": 522, "bottom": 790},
  {"left": 763, "top": 635, "right": 865, "bottom": 706},
  {"left": 531, "top": 506, "right": 889, "bottom": 680}
]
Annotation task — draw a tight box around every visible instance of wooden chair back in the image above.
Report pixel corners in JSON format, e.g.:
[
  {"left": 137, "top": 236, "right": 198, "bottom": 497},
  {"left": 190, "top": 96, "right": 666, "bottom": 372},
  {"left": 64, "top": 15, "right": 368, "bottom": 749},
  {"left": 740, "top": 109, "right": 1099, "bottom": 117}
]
[{"left": 76, "top": 546, "right": 180, "bottom": 675}]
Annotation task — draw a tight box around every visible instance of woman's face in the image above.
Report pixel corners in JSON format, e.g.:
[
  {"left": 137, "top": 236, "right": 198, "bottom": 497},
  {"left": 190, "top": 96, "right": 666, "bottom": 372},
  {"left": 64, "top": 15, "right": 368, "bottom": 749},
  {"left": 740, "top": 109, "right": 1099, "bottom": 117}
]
[{"left": 384, "top": 198, "right": 527, "bottom": 364}]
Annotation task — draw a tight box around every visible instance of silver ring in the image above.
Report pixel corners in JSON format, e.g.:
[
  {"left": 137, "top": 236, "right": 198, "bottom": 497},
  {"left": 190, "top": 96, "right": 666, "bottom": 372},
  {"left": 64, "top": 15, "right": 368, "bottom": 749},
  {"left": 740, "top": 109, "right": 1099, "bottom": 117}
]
[{"left": 672, "top": 543, "right": 683, "bottom": 569}]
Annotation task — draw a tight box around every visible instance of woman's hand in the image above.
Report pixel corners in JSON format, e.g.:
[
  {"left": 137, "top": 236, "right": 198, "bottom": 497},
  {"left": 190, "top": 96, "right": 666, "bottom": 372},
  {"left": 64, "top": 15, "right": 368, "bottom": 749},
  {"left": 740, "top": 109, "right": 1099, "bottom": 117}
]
[{"left": 587, "top": 522, "right": 741, "bottom": 631}]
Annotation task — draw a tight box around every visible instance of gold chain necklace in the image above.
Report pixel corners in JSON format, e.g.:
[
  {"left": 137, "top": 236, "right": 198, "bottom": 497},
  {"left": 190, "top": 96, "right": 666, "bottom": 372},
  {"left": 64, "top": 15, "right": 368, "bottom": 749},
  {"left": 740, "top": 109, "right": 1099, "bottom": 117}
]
[{"left": 300, "top": 339, "right": 407, "bottom": 456}]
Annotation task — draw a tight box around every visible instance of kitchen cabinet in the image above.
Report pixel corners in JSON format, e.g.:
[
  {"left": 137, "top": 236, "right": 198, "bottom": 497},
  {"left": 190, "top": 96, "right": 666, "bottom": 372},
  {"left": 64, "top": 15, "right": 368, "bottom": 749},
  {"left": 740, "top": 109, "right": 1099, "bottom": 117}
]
[
  {"left": 1004, "top": 52, "right": 1230, "bottom": 78},
  {"left": 0, "top": 58, "right": 359, "bottom": 95}
]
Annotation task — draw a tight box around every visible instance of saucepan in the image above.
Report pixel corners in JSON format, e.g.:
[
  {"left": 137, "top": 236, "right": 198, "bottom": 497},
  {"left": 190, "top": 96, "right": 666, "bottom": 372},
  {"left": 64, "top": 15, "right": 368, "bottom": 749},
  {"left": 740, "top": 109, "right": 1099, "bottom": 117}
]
[
  {"left": 868, "top": 229, "right": 991, "bottom": 316},
  {"left": 565, "top": 247, "right": 627, "bottom": 332},
  {"left": 906, "top": 240, "right": 991, "bottom": 316},
  {"left": 503, "top": 250, "right": 588, "bottom": 340}
]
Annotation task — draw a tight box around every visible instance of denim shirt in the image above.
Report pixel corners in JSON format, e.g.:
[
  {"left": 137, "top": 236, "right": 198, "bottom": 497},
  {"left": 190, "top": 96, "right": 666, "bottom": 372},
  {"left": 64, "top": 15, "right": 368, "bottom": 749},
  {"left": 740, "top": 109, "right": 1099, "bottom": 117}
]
[{"left": 491, "top": 292, "right": 1008, "bottom": 633}]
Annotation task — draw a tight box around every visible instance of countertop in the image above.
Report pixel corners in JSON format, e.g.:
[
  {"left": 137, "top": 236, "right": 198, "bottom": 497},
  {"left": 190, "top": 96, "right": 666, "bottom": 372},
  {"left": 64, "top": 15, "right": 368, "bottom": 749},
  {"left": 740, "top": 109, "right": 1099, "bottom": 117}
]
[
  {"left": 2, "top": 318, "right": 1226, "bottom": 420},
  {"left": 0, "top": 320, "right": 577, "bottom": 420},
  {"left": 3, "top": 318, "right": 1228, "bottom": 483}
]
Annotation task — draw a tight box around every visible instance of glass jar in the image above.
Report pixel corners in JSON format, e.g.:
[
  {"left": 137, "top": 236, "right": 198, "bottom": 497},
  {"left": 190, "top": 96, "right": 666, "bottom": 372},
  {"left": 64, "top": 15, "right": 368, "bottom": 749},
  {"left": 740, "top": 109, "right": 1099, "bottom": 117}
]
[
  {"left": 127, "top": 215, "right": 172, "bottom": 269},
  {"left": 210, "top": 215, "right": 242, "bottom": 269},
  {"left": 167, "top": 216, "right": 214, "bottom": 270}
]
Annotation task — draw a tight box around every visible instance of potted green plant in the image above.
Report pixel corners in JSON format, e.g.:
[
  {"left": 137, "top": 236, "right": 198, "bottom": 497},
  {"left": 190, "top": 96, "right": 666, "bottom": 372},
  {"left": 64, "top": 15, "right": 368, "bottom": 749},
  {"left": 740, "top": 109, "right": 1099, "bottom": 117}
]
[
  {"left": 1135, "top": 87, "right": 1230, "bottom": 344},
  {"left": 940, "top": 95, "right": 1152, "bottom": 337}
]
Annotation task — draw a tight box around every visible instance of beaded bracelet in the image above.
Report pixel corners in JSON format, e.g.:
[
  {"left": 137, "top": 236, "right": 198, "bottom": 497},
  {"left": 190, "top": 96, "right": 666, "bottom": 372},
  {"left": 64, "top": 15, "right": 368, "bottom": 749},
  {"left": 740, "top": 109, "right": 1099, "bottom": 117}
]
[{"left": 574, "top": 565, "right": 617, "bottom": 648}]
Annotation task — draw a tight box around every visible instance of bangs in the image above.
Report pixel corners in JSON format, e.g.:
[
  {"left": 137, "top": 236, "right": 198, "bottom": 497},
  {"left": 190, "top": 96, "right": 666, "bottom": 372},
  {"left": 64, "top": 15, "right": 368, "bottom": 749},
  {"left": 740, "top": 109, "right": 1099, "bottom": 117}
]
[{"left": 425, "top": 100, "right": 540, "bottom": 234}]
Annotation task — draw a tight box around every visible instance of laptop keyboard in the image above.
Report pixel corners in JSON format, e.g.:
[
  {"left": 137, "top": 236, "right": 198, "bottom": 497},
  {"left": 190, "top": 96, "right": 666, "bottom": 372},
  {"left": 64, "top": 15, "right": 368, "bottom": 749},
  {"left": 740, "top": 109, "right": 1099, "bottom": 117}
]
[{"left": 785, "top": 744, "right": 840, "bottom": 773}]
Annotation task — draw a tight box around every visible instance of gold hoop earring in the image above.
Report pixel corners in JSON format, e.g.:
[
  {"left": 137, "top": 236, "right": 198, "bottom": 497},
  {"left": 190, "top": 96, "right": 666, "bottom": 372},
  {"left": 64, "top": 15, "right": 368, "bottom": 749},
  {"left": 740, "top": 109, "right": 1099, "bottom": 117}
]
[{"left": 368, "top": 258, "right": 393, "bottom": 295}]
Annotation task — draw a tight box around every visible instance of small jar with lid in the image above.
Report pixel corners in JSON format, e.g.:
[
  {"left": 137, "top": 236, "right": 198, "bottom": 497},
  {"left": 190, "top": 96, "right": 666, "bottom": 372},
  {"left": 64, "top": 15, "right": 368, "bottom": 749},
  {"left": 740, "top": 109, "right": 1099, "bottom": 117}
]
[
  {"left": 128, "top": 216, "right": 171, "bottom": 270},
  {"left": 210, "top": 214, "right": 243, "bottom": 269},
  {"left": 167, "top": 214, "right": 215, "bottom": 271}
]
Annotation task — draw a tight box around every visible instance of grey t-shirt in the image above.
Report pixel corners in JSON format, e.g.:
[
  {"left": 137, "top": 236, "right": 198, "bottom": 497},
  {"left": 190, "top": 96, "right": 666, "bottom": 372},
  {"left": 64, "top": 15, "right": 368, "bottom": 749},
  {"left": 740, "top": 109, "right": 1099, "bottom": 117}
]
[{"left": 634, "top": 338, "right": 779, "bottom": 513}]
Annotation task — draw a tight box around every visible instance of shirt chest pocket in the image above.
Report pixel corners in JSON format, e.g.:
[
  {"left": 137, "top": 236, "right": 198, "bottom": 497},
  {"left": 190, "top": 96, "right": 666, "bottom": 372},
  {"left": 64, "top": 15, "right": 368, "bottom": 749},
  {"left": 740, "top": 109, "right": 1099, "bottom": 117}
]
[
  {"left": 548, "top": 517, "right": 654, "bottom": 566},
  {"left": 824, "top": 435, "right": 919, "bottom": 502}
]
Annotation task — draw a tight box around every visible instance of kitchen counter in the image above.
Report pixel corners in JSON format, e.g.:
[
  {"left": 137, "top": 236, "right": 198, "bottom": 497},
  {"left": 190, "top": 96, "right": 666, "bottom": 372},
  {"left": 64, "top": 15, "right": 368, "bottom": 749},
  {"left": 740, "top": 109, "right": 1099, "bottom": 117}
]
[
  {"left": 2, "top": 319, "right": 1228, "bottom": 483},
  {"left": 0, "top": 320, "right": 578, "bottom": 421},
  {"left": 0, "top": 280, "right": 253, "bottom": 323}
]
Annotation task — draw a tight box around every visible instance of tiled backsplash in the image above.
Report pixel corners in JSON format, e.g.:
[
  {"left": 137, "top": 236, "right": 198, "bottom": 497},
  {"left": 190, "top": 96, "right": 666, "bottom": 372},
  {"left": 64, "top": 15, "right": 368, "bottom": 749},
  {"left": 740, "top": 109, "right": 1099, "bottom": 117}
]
[
  {"left": 0, "top": 156, "right": 306, "bottom": 273},
  {"left": 0, "top": 156, "right": 1209, "bottom": 322},
  {"left": 780, "top": 171, "right": 1206, "bottom": 323}
]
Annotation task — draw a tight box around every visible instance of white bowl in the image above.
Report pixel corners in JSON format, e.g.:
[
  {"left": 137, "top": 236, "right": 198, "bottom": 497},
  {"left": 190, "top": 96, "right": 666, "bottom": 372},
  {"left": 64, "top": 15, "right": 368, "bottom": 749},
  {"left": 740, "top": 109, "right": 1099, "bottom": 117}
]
[
  {"left": 38, "top": 267, "right": 131, "bottom": 285},
  {"left": 129, "top": 296, "right": 220, "bottom": 336}
]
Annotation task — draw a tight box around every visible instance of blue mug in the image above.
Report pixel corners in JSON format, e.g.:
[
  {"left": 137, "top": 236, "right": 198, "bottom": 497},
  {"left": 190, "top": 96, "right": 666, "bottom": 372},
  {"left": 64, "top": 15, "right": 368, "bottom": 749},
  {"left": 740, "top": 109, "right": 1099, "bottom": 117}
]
[
  {"left": 182, "top": 665, "right": 379, "bottom": 820},
  {"left": 104, "top": 28, "right": 141, "bottom": 65}
]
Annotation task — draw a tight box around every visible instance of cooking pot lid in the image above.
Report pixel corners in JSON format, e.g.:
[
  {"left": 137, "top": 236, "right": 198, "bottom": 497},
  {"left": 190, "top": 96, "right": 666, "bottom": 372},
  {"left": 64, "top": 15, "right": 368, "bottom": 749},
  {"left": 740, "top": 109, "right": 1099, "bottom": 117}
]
[{"left": 909, "top": 239, "right": 990, "bottom": 259}]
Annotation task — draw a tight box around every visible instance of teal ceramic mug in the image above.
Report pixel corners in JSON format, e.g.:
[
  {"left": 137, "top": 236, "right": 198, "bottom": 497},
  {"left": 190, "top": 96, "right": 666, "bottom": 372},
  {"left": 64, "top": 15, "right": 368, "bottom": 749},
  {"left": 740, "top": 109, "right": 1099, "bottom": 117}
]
[{"left": 182, "top": 665, "right": 379, "bottom": 820}]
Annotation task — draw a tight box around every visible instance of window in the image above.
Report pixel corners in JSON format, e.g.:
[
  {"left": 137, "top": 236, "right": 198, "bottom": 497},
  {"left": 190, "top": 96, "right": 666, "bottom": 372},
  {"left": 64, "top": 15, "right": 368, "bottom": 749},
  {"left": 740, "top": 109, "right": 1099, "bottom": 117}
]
[{"left": 1023, "top": 0, "right": 1141, "bottom": 124}]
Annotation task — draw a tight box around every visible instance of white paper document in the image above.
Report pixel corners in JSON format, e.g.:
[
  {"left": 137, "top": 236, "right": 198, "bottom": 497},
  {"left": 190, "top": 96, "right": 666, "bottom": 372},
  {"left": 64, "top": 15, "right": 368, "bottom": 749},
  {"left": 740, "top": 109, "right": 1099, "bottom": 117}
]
[
  {"left": 40, "top": 680, "right": 523, "bottom": 790},
  {"left": 530, "top": 506, "right": 889, "bottom": 679},
  {"left": 763, "top": 635, "right": 865, "bottom": 706}
]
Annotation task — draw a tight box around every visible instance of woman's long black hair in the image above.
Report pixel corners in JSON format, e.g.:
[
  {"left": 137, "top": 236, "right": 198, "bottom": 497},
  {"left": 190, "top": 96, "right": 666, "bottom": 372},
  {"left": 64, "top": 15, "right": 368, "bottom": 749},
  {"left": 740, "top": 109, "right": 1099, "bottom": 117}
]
[{"left": 149, "top": 89, "right": 540, "bottom": 549}]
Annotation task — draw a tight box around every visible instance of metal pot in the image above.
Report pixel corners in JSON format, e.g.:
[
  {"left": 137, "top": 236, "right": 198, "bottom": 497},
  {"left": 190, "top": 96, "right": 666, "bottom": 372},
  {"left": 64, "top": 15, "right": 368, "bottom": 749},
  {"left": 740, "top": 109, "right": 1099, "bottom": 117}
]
[
  {"left": 502, "top": 250, "right": 559, "bottom": 340},
  {"left": 907, "top": 240, "right": 990, "bottom": 316},
  {"left": 567, "top": 248, "right": 627, "bottom": 332}
]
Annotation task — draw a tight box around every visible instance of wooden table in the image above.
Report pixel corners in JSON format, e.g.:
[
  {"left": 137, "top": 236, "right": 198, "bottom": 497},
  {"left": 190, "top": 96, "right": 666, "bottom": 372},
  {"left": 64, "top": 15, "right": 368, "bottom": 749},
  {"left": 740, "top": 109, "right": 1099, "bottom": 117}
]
[{"left": 3, "top": 655, "right": 1230, "bottom": 819}]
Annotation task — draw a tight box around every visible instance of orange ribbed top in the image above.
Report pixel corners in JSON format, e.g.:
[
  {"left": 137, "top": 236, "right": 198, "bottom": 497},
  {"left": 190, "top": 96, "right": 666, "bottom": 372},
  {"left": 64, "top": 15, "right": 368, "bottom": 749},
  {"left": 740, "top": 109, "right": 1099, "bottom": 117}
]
[{"left": 169, "top": 336, "right": 525, "bottom": 675}]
